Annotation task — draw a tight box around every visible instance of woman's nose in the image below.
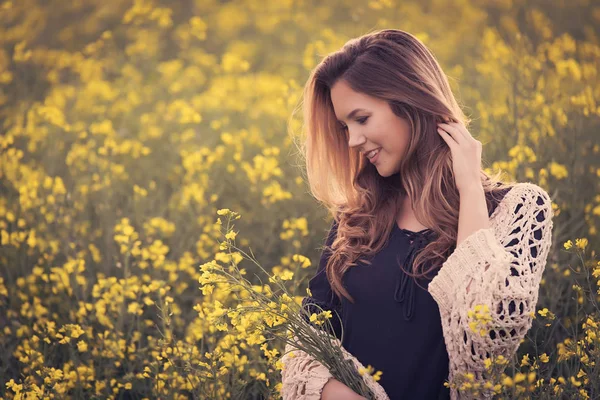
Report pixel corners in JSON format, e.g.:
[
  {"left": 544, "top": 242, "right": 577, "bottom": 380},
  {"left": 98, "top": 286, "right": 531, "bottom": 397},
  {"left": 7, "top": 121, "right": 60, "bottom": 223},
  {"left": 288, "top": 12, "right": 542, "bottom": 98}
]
[{"left": 347, "top": 130, "right": 366, "bottom": 149}]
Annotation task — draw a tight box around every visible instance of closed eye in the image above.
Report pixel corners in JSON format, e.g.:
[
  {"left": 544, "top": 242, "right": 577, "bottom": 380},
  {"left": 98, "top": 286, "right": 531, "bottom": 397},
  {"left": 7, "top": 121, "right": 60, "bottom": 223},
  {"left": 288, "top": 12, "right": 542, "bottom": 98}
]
[{"left": 339, "top": 116, "right": 369, "bottom": 131}]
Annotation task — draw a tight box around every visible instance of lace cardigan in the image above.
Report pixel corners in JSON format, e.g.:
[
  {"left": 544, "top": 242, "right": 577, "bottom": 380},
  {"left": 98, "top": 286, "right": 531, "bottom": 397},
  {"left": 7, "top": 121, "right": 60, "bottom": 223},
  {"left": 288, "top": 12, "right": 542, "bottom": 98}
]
[{"left": 279, "top": 182, "right": 554, "bottom": 400}]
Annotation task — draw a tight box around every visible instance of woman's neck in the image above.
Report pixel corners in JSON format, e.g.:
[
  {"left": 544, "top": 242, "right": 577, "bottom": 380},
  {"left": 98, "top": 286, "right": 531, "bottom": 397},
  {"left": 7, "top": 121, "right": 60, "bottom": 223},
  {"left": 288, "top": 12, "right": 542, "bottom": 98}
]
[{"left": 396, "top": 194, "right": 429, "bottom": 231}]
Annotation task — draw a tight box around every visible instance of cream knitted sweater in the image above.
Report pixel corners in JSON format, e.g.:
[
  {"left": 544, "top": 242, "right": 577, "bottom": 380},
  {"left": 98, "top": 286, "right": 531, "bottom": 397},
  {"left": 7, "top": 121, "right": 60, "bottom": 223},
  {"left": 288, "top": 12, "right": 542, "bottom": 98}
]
[{"left": 280, "top": 182, "right": 554, "bottom": 400}]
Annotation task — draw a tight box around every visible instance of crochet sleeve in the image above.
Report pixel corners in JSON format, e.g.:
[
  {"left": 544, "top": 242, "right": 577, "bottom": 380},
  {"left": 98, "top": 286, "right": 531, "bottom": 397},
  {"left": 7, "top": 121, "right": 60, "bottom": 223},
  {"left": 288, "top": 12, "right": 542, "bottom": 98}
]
[
  {"left": 280, "top": 324, "right": 390, "bottom": 400},
  {"left": 427, "top": 183, "right": 554, "bottom": 398}
]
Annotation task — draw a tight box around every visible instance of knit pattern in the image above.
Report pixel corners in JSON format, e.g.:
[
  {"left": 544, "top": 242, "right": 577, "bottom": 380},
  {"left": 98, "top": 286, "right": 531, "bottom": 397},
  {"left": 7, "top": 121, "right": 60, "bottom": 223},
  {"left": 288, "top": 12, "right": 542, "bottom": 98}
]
[
  {"left": 280, "top": 325, "right": 390, "bottom": 400},
  {"left": 279, "top": 182, "right": 554, "bottom": 400}
]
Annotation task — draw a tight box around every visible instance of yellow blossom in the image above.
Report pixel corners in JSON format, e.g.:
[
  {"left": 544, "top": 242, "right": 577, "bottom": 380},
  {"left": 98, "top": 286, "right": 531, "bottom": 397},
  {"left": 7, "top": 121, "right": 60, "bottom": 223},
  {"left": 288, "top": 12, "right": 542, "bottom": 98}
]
[{"left": 575, "top": 238, "right": 588, "bottom": 250}]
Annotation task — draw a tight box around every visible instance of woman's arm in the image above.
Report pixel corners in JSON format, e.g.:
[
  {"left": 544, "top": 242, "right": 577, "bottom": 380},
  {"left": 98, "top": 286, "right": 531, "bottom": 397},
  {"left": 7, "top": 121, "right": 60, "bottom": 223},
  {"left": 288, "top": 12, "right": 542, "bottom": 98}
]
[
  {"left": 280, "top": 326, "right": 388, "bottom": 400},
  {"left": 428, "top": 182, "right": 554, "bottom": 398},
  {"left": 455, "top": 182, "right": 490, "bottom": 249},
  {"left": 280, "top": 340, "right": 335, "bottom": 400},
  {"left": 322, "top": 378, "right": 368, "bottom": 400}
]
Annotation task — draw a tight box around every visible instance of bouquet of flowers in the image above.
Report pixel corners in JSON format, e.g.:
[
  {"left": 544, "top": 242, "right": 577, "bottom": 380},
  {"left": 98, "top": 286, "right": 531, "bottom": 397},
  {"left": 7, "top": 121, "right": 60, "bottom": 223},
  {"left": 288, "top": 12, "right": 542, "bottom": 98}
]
[{"left": 198, "top": 209, "right": 388, "bottom": 399}]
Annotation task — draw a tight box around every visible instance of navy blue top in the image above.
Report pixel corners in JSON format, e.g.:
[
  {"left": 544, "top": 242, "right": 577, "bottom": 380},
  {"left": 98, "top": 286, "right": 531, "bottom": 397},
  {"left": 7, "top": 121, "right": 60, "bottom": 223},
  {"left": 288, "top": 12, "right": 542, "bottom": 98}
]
[{"left": 301, "top": 187, "right": 512, "bottom": 400}]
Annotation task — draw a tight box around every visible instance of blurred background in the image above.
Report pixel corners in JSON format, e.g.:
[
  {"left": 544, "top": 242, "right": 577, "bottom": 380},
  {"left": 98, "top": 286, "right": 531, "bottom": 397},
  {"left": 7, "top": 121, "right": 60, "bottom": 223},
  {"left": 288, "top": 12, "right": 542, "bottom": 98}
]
[{"left": 1, "top": 0, "right": 599, "bottom": 398}]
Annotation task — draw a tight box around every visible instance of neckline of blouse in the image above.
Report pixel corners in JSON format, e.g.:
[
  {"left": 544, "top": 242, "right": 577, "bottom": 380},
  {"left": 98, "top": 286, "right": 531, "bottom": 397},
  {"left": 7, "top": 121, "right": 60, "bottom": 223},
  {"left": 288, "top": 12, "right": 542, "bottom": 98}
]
[
  {"left": 393, "top": 225, "right": 435, "bottom": 238},
  {"left": 395, "top": 226, "right": 433, "bottom": 235}
]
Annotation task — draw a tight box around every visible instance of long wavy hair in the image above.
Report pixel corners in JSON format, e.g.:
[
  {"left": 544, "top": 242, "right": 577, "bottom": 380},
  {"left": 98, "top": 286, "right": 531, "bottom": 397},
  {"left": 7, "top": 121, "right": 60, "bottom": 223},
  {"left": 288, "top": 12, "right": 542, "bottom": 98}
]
[{"left": 291, "top": 29, "right": 514, "bottom": 304}]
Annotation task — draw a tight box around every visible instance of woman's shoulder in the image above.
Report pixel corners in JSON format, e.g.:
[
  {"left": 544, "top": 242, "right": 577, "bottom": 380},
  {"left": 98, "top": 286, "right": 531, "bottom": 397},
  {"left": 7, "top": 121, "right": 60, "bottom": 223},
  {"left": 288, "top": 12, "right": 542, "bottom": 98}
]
[
  {"left": 494, "top": 182, "right": 552, "bottom": 205},
  {"left": 489, "top": 181, "right": 553, "bottom": 223}
]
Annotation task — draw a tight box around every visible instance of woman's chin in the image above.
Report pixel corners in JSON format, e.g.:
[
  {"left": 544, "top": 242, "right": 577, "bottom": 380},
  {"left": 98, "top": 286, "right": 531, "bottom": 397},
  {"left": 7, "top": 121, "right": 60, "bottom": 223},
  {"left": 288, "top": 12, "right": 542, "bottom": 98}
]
[{"left": 378, "top": 164, "right": 401, "bottom": 178}]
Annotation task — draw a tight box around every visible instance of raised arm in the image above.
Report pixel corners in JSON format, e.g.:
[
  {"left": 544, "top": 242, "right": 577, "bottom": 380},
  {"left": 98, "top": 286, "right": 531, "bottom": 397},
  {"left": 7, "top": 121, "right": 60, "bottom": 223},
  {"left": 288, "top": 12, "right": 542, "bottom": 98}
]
[{"left": 427, "top": 182, "right": 554, "bottom": 399}]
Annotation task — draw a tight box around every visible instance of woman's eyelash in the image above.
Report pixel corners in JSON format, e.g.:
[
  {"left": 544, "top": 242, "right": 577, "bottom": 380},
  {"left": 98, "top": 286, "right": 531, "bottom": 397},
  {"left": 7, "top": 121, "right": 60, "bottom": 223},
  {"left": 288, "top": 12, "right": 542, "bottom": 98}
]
[{"left": 340, "top": 116, "right": 369, "bottom": 130}]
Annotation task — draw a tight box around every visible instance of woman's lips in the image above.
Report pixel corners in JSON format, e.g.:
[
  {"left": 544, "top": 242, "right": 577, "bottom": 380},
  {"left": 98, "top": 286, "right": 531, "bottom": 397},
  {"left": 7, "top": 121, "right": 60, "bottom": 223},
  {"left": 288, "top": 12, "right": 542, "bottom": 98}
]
[{"left": 368, "top": 148, "right": 381, "bottom": 163}]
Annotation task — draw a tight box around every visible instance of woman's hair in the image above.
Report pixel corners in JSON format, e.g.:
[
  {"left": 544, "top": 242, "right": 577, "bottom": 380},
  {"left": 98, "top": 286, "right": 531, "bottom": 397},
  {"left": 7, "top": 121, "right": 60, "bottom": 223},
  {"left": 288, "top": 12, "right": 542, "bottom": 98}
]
[{"left": 291, "top": 28, "right": 514, "bottom": 304}]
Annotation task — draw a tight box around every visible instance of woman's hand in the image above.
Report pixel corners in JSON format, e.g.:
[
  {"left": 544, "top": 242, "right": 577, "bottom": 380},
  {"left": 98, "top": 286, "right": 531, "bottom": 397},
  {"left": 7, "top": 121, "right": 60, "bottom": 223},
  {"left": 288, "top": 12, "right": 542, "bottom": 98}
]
[
  {"left": 321, "top": 378, "right": 368, "bottom": 400},
  {"left": 436, "top": 118, "right": 483, "bottom": 194}
]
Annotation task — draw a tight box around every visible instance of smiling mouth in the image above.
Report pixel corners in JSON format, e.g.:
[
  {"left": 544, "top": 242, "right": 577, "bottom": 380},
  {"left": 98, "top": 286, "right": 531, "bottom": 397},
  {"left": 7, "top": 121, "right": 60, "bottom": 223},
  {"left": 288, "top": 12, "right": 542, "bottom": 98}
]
[{"left": 366, "top": 148, "right": 381, "bottom": 159}]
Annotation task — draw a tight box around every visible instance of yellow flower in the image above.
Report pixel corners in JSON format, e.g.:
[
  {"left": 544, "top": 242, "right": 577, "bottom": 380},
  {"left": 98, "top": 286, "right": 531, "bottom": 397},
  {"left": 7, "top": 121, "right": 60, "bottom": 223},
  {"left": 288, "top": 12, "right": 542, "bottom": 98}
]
[
  {"left": 484, "top": 358, "right": 493, "bottom": 370},
  {"left": 549, "top": 161, "right": 568, "bottom": 179},
  {"left": 201, "top": 284, "right": 214, "bottom": 295},
  {"left": 216, "top": 208, "right": 240, "bottom": 219},
  {"left": 292, "top": 254, "right": 311, "bottom": 268},
  {"left": 6, "top": 379, "right": 23, "bottom": 393},
  {"left": 563, "top": 240, "right": 573, "bottom": 250},
  {"left": 358, "top": 364, "right": 376, "bottom": 377},
  {"left": 308, "top": 310, "right": 332, "bottom": 325},
  {"left": 514, "top": 372, "right": 526, "bottom": 383},
  {"left": 575, "top": 238, "right": 588, "bottom": 250},
  {"left": 77, "top": 340, "right": 88, "bottom": 352},
  {"left": 495, "top": 355, "right": 508, "bottom": 366},
  {"left": 279, "top": 270, "right": 294, "bottom": 281},
  {"left": 309, "top": 313, "right": 321, "bottom": 324},
  {"left": 502, "top": 376, "right": 514, "bottom": 387}
]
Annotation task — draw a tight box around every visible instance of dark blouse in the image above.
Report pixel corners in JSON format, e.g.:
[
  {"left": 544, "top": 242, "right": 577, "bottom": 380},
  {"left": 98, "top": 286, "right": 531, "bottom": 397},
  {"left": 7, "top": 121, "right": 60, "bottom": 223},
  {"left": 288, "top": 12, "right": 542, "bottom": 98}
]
[{"left": 301, "top": 188, "right": 512, "bottom": 400}]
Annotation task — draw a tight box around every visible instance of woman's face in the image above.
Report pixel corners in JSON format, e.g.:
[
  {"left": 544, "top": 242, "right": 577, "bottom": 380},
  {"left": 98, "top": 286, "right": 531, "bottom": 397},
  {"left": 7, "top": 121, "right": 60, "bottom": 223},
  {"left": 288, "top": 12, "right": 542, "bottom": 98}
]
[{"left": 330, "top": 79, "right": 411, "bottom": 177}]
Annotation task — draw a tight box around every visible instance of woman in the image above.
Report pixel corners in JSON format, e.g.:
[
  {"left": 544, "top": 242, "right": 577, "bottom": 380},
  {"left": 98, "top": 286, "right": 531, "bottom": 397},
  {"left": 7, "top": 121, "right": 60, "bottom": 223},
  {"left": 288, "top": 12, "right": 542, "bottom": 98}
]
[{"left": 280, "top": 29, "right": 553, "bottom": 400}]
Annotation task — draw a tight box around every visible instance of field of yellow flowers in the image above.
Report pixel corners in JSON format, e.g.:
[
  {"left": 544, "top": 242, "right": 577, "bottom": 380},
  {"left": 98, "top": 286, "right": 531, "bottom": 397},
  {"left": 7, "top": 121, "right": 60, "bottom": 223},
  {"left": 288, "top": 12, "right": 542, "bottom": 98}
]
[{"left": 1, "top": 0, "right": 599, "bottom": 398}]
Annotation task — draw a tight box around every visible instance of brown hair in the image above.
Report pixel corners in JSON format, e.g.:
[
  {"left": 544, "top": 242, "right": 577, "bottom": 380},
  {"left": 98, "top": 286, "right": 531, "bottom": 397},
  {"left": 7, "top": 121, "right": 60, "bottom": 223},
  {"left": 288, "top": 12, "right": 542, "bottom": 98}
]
[{"left": 291, "top": 29, "right": 514, "bottom": 304}]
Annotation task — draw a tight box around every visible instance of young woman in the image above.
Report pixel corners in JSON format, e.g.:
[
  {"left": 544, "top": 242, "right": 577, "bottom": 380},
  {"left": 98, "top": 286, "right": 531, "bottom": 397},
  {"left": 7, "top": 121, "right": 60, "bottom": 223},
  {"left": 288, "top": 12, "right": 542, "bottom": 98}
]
[{"left": 280, "top": 29, "right": 553, "bottom": 400}]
